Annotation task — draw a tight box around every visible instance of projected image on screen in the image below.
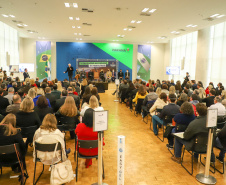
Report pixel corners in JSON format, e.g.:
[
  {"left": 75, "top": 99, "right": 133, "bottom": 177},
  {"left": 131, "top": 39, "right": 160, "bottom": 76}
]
[
  {"left": 19, "top": 63, "right": 35, "bottom": 72},
  {"left": 166, "top": 66, "right": 180, "bottom": 75}
]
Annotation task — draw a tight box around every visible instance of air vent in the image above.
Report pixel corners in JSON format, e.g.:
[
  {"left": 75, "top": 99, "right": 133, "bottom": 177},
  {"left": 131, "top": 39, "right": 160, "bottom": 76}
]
[
  {"left": 17, "top": 25, "right": 24, "bottom": 28},
  {"left": 82, "top": 23, "right": 92, "bottom": 26},
  {"left": 127, "top": 26, "right": 136, "bottom": 29},
  {"left": 178, "top": 29, "right": 186, "bottom": 32},
  {"left": 140, "top": 13, "right": 151, "bottom": 16},
  {"left": 203, "top": 18, "right": 214, "bottom": 21},
  {"left": 12, "top": 20, "right": 22, "bottom": 23},
  {"left": 82, "top": 8, "right": 94, "bottom": 13},
  {"left": 83, "top": 35, "right": 91, "bottom": 36}
]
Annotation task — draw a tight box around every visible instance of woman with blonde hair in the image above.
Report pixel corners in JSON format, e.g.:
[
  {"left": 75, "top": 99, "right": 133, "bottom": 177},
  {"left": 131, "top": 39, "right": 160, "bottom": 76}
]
[
  {"left": 57, "top": 81, "right": 63, "bottom": 91},
  {"left": 156, "top": 87, "right": 162, "bottom": 97},
  {"left": 0, "top": 113, "right": 27, "bottom": 172},
  {"left": 81, "top": 79, "right": 88, "bottom": 97},
  {"left": 80, "top": 95, "right": 104, "bottom": 117},
  {"left": 33, "top": 114, "right": 67, "bottom": 165},
  {"left": 55, "top": 96, "right": 80, "bottom": 139},
  {"left": 198, "top": 87, "right": 206, "bottom": 99},
  {"left": 169, "top": 86, "right": 176, "bottom": 96},
  {"left": 30, "top": 78, "right": 37, "bottom": 87},
  {"left": 27, "top": 88, "right": 37, "bottom": 99},
  {"left": 221, "top": 90, "right": 226, "bottom": 99}
]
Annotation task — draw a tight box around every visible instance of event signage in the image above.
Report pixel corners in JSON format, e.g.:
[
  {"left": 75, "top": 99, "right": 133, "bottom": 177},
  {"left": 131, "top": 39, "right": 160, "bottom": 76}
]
[
  {"left": 117, "top": 135, "right": 125, "bottom": 185},
  {"left": 93, "top": 111, "right": 108, "bottom": 132}
]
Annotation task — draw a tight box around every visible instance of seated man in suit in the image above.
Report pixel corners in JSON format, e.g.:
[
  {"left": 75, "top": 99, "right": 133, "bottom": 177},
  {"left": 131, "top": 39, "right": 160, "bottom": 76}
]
[
  {"left": 125, "top": 69, "right": 130, "bottom": 80},
  {"left": 99, "top": 69, "right": 105, "bottom": 82},
  {"left": 45, "top": 87, "right": 56, "bottom": 109},
  {"left": 171, "top": 103, "right": 213, "bottom": 163},
  {"left": 54, "top": 90, "right": 68, "bottom": 112},
  {"left": 35, "top": 77, "right": 40, "bottom": 87},
  {"left": 202, "top": 89, "right": 216, "bottom": 107},
  {"left": 152, "top": 94, "right": 180, "bottom": 135},
  {"left": 51, "top": 84, "right": 61, "bottom": 99},
  {"left": 118, "top": 69, "right": 123, "bottom": 82},
  {"left": 67, "top": 87, "right": 80, "bottom": 109},
  {"left": 88, "top": 70, "right": 94, "bottom": 81}
]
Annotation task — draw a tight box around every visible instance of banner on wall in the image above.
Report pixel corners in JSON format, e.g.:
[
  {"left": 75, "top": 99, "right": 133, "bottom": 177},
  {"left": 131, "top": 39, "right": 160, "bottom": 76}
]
[
  {"left": 77, "top": 59, "right": 117, "bottom": 73},
  {"left": 36, "top": 41, "right": 51, "bottom": 81},
  {"left": 137, "top": 45, "right": 151, "bottom": 81},
  {"left": 56, "top": 42, "right": 133, "bottom": 81}
]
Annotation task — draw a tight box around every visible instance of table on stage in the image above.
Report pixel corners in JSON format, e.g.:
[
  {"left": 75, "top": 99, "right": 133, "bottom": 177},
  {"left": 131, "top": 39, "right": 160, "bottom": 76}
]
[{"left": 93, "top": 82, "right": 108, "bottom": 90}]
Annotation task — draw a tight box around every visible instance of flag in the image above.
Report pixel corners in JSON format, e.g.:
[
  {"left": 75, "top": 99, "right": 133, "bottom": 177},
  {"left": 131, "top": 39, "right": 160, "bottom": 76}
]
[{"left": 45, "top": 61, "right": 50, "bottom": 77}]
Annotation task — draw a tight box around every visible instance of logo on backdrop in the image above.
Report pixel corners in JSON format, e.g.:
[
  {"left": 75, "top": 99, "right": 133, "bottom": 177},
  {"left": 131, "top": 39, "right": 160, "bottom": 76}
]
[{"left": 112, "top": 48, "right": 128, "bottom": 52}]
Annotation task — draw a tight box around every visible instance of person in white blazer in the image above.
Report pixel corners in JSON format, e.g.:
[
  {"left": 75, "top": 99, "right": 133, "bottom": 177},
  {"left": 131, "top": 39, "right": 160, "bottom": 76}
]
[{"left": 149, "top": 92, "right": 168, "bottom": 116}]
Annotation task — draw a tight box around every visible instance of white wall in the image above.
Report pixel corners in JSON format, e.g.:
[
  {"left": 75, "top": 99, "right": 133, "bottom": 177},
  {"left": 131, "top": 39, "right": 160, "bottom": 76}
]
[{"left": 19, "top": 38, "right": 168, "bottom": 81}]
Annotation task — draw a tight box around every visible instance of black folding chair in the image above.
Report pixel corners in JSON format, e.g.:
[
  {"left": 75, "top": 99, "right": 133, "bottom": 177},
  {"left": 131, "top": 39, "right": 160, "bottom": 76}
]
[
  {"left": 74, "top": 139, "right": 104, "bottom": 182},
  {"left": 181, "top": 132, "right": 215, "bottom": 175},
  {"left": 134, "top": 99, "right": 144, "bottom": 116},
  {"left": 19, "top": 125, "right": 38, "bottom": 140},
  {"left": 33, "top": 142, "right": 62, "bottom": 185},
  {"left": 157, "top": 114, "right": 175, "bottom": 142},
  {"left": 142, "top": 100, "right": 155, "bottom": 124},
  {"left": 0, "top": 143, "right": 28, "bottom": 185}
]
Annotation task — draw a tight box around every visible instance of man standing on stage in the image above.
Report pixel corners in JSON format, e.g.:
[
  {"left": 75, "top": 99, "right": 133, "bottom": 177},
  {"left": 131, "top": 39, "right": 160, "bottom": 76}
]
[
  {"left": 125, "top": 69, "right": 130, "bottom": 80},
  {"left": 64, "top": 63, "right": 74, "bottom": 82},
  {"left": 118, "top": 69, "right": 124, "bottom": 82}
]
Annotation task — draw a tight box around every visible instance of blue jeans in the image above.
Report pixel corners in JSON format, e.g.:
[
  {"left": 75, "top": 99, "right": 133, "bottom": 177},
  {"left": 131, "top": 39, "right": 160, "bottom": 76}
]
[
  {"left": 215, "top": 137, "right": 226, "bottom": 160},
  {"left": 152, "top": 115, "right": 164, "bottom": 135}
]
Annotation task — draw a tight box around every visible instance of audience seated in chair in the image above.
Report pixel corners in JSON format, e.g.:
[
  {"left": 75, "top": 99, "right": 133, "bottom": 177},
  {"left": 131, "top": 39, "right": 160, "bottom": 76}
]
[
  {"left": 6, "top": 94, "right": 21, "bottom": 114},
  {"left": 75, "top": 108, "right": 105, "bottom": 168},
  {"left": 33, "top": 114, "right": 67, "bottom": 165},
  {"left": 0, "top": 113, "right": 27, "bottom": 172},
  {"left": 152, "top": 94, "right": 180, "bottom": 135},
  {"left": 55, "top": 96, "right": 80, "bottom": 139},
  {"left": 149, "top": 92, "right": 168, "bottom": 116}
]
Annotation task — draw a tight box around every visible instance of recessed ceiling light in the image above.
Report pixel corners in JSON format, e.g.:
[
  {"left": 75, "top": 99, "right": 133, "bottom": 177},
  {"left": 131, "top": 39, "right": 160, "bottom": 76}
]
[
  {"left": 79, "top": 33, "right": 81, "bottom": 35},
  {"left": 171, "top": 31, "right": 176, "bottom": 33},
  {"left": 76, "top": 17, "right": 80, "bottom": 20},
  {"left": 9, "top": 15, "right": 15, "bottom": 18},
  {"left": 73, "top": 3, "right": 78, "bottom": 8},
  {"left": 80, "top": 38, "right": 82, "bottom": 40},
  {"left": 136, "top": 21, "right": 142, "bottom": 23},
  {"left": 77, "top": 26, "right": 81, "bottom": 28},
  {"left": 72, "top": 26, "right": 76, "bottom": 28},
  {"left": 210, "top": 14, "right": 220, "bottom": 18},
  {"left": 123, "top": 28, "right": 127, "bottom": 31},
  {"left": 74, "top": 33, "right": 77, "bottom": 35},
  {"left": 23, "top": 24, "right": 28, "bottom": 27},
  {"left": 117, "top": 35, "right": 121, "bottom": 37},
  {"left": 17, "top": 24, "right": 22, "bottom": 26},
  {"left": 142, "top": 8, "right": 149, "bottom": 12},
  {"left": 186, "top": 24, "right": 192, "bottom": 27},
  {"left": 149, "top": 9, "right": 156, "bottom": 13},
  {"left": 65, "top": 3, "right": 70, "bottom": 7},
  {"left": 121, "top": 35, "right": 125, "bottom": 37},
  {"left": 29, "top": 31, "right": 34, "bottom": 34},
  {"left": 175, "top": 31, "right": 180, "bottom": 34},
  {"left": 131, "top": 20, "right": 136, "bottom": 23},
  {"left": 191, "top": 25, "right": 197, "bottom": 27},
  {"left": 128, "top": 29, "right": 132, "bottom": 31},
  {"left": 216, "top": 15, "right": 225, "bottom": 18},
  {"left": 69, "top": 17, "right": 73, "bottom": 20},
  {"left": 2, "top": 14, "right": 8, "bottom": 17}
]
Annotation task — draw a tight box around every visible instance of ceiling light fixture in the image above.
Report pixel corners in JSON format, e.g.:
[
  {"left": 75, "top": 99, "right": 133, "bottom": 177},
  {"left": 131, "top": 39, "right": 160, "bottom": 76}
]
[
  {"left": 76, "top": 17, "right": 80, "bottom": 20},
  {"left": 2, "top": 14, "right": 9, "bottom": 17},
  {"left": 65, "top": 3, "right": 70, "bottom": 7},
  {"left": 171, "top": 31, "right": 176, "bottom": 33},
  {"left": 136, "top": 21, "right": 142, "bottom": 23},
  {"left": 123, "top": 28, "right": 127, "bottom": 31},
  {"left": 142, "top": 8, "right": 149, "bottom": 12},
  {"left": 131, "top": 20, "right": 136, "bottom": 23},
  {"left": 74, "top": 33, "right": 77, "bottom": 35},
  {"left": 73, "top": 3, "right": 78, "bottom": 8},
  {"left": 79, "top": 33, "right": 81, "bottom": 35},
  {"left": 80, "top": 38, "right": 82, "bottom": 40},
  {"left": 149, "top": 9, "right": 156, "bottom": 13},
  {"left": 121, "top": 35, "right": 125, "bottom": 37},
  {"left": 72, "top": 26, "right": 76, "bottom": 28},
  {"left": 9, "top": 15, "right": 15, "bottom": 18},
  {"left": 117, "top": 35, "right": 121, "bottom": 37},
  {"left": 186, "top": 24, "right": 192, "bottom": 27},
  {"left": 69, "top": 17, "right": 73, "bottom": 20},
  {"left": 17, "top": 24, "right": 22, "bottom": 26},
  {"left": 191, "top": 25, "right": 197, "bottom": 27},
  {"left": 128, "top": 29, "right": 132, "bottom": 31},
  {"left": 210, "top": 14, "right": 220, "bottom": 18},
  {"left": 77, "top": 26, "right": 81, "bottom": 28},
  {"left": 23, "top": 24, "right": 28, "bottom": 27},
  {"left": 216, "top": 15, "right": 225, "bottom": 18}
]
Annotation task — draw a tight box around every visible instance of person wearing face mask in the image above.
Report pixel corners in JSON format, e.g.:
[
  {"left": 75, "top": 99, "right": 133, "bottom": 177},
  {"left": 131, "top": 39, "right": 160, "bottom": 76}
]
[
  {"left": 99, "top": 69, "right": 105, "bottom": 82},
  {"left": 125, "top": 69, "right": 130, "bottom": 80},
  {"left": 118, "top": 69, "right": 123, "bottom": 82}
]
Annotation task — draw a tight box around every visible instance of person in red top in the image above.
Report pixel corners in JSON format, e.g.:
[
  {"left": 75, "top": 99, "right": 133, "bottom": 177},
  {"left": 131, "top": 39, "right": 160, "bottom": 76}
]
[{"left": 75, "top": 108, "right": 105, "bottom": 168}]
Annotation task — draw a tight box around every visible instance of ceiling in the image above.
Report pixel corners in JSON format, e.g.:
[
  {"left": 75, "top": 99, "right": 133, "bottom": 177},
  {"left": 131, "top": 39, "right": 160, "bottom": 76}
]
[{"left": 1, "top": 0, "right": 226, "bottom": 44}]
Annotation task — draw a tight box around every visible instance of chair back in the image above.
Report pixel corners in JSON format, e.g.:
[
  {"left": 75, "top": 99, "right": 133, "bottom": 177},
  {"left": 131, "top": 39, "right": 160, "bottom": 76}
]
[
  {"left": 34, "top": 142, "right": 61, "bottom": 152},
  {"left": 135, "top": 98, "right": 144, "bottom": 113},
  {"left": 57, "top": 116, "right": 76, "bottom": 130},
  {"left": 217, "top": 121, "right": 226, "bottom": 129},
  {"left": 78, "top": 140, "right": 98, "bottom": 149},
  {"left": 0, "top": 143, "right": 20, "bottom": 155},
  {"left": 155, "top": 108, "right": 162, "bottom": 115},
  {"left": 164, "top": 114, "right": 176, "bottom": 124},
  {"left": 19, "top": 125, "right": 38, "bottom": 138},
  {"left": 192, "top": 132, "right": 208, "bottom": 153}
]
